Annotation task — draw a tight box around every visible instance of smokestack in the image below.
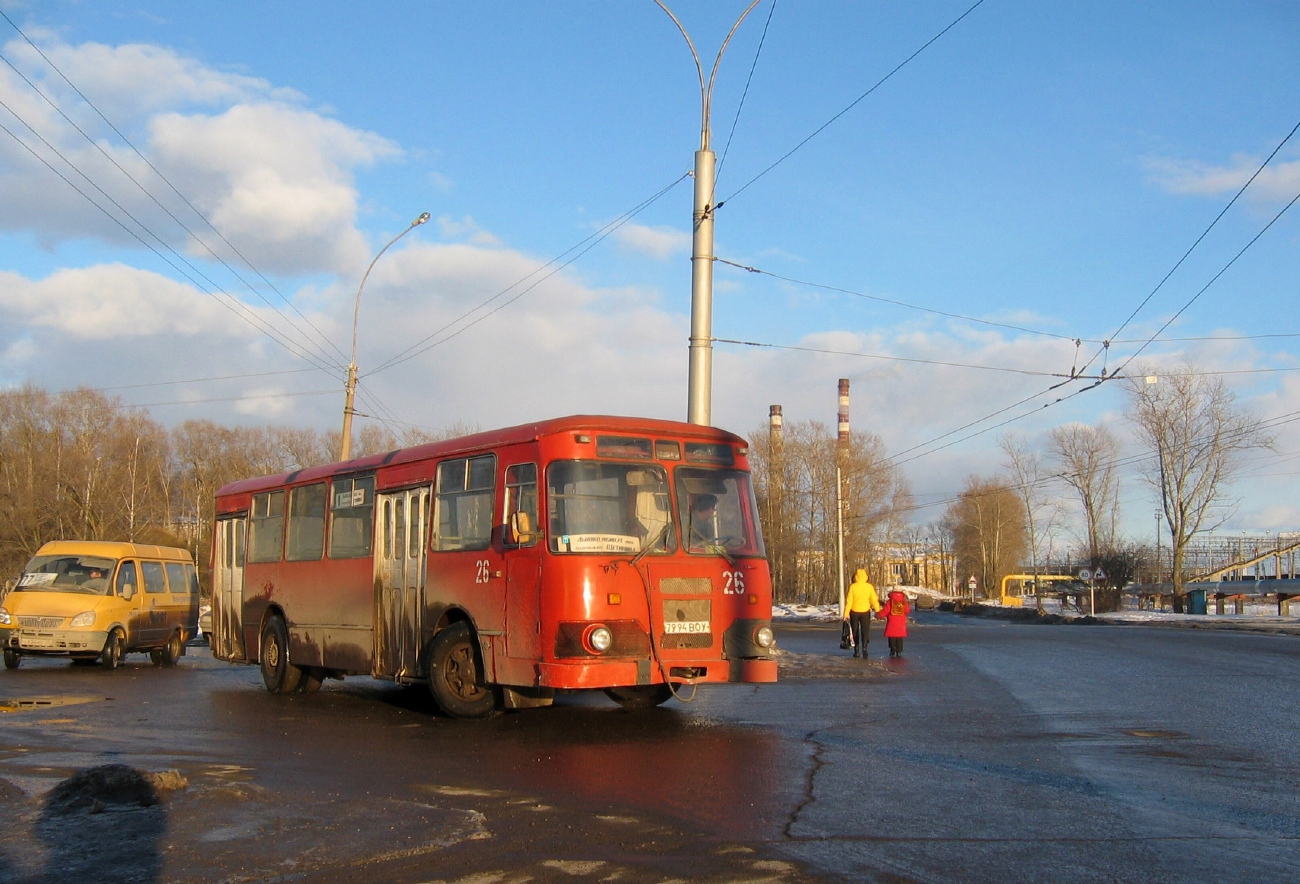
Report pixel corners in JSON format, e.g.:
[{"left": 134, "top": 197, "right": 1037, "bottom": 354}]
[
  {"left": 769, "top": 404, "right": 783, "bottom": 446},
  {"left": 837, "top": 378, "right": 850, "bottom": 448}
]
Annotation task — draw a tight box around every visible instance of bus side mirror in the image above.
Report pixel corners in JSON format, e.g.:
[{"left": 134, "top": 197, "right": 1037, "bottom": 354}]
[
  {"left": 509, "top": 512, "right": 536, "bottom": 545},
  {"left": 120, "top": 584, "right": 135, "bottom": 601}
]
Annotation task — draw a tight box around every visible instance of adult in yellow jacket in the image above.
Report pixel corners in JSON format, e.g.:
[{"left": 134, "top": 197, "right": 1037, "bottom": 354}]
[{"left": 842, "top": 568, "right": 881, "bottom": 659}]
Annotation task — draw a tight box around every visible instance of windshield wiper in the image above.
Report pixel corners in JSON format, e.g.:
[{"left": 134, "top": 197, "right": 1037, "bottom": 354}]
[{"left": 630, "top": 524, "right": 671, "bottom": 567}]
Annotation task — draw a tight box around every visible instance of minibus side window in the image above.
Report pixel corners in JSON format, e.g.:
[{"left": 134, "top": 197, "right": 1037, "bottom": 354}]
[
  {"left": 165, "top": 562, "right": 188, "bottom": 594},
  {"left": 142, "top": 561, "right": 167, "bottom": 594},
  {"left": 115, "top": 561, "right": 139, "bottom": 598}
]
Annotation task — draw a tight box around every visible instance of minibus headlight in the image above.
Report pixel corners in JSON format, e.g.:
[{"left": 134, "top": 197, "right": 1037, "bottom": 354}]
[
  {"left": 585, "top": 625, "right": 613, "bottom": 654},
  {"left": 69, "top": 611, "right": 96, "bottom": 628},
  {"left": 0, "top": 607, "right": 10, "bottom": 626},
  {"left": 754, "top": 625, "right": 775, "bottom": 649}
]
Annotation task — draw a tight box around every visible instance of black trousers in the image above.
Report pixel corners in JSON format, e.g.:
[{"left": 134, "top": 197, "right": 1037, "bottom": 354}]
[
  {"left": 888, "top": 636, "right": 905, "bottom": 656},
  {"left": 848, "top": 612, "right": 873, "bottom": 654}
]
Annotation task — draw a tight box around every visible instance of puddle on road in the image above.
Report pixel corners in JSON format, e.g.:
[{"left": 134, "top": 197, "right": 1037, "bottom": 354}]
[{"left": 0, "top": 696, "right": 100, "bottom": 714}]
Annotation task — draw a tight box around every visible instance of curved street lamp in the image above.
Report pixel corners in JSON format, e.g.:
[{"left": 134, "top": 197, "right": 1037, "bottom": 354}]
[
  {"left": 655, "top": 0, "right": 760, "bottom": 426},
  {"left": 340, "top": 211, "right": 430, "bottom": 460}
]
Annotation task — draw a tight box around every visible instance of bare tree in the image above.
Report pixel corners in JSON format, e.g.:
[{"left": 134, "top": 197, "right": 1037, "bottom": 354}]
[
  {"left": 1049, "top": 423, "right": 1120, "bottom": 565},
  {"left": 999, "top": 432, "right": 1063, "bottom": 611},
  {"left": 749, "top": 419, "right": 910, "bottom": 604},
  {"left": 1126, "top": 364, "right": 1274, "bottom": 599},
  {"left": 945, "top": 475, "right": 1028, "bottom": 600}
]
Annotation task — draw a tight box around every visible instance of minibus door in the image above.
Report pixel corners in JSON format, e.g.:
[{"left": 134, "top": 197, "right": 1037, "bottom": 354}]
[
  {"left": 374, "top": 488, "right": 428, "bottom": 680},
  {"left": 213, "top": 517, "right": 246, "bottom": 660}
]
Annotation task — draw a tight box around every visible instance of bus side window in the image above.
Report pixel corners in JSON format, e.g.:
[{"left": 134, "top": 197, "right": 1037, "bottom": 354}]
[
  {"left": 115, "top": 561, "right": 139, "bottom": 599},
  {"left": 329, "top": 475, "right": 375, "bottom": 559},
  {"left": 249, "top": 491, "right": 285, "bottom": 563},
  {"left": 434, "top": 455, "right": 496, "bottom": 551},
  {"left": 504, "top": 463, "right": 538, "bottom": 547},
  {"left": 286, "top": 483, "right": 328, "bottom": 561}
]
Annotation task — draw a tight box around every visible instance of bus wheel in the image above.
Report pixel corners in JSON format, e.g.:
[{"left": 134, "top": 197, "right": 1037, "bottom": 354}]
[
  {"left": 101, "top": 631, "right": 123, "bottom": 670},
  {"left": 605, "top": 684, "right": 674, "bottom": 710},
  {"left": 427, "top": 623, "right": 498, "bottom": 719},
  {"left": 3, "top": 648, "right": 19, "bottom": 670},
  {"left": 159, "top": 632, "right": 183, "bottom": 667},
  {"left": 260, "top": 616, "right": 302, "bottom": 694}
]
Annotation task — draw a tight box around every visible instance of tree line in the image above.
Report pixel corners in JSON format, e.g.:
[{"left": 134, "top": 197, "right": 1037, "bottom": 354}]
[{"left": 0, "top": 384, "right": 455, "bottom": 586}]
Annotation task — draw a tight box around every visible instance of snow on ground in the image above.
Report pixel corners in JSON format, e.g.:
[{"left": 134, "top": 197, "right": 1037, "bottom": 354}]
[{"left": 773, "top": 587, "right": 1300, "bottom": 626}]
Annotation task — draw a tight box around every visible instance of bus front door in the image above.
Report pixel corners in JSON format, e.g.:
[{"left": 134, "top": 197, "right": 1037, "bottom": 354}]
[
  {"left": 374, "top": 488, "right": 428, "bottom": 680},
  {"left": 212, "top": 517, "right": 246, "bottom": 661}
]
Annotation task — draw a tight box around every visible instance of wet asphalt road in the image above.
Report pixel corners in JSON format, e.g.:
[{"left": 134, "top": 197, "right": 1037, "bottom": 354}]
[{"left": 1, "top": 613, "right": 1298, "bottom": 882}]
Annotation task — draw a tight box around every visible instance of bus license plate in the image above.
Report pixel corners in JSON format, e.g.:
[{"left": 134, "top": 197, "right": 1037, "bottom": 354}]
[
  {"left": 663, "top": 621, "right": 709, "bottom": 634},
  {"left": 19, "top": 633, "right": 56, "bottom": 650}
]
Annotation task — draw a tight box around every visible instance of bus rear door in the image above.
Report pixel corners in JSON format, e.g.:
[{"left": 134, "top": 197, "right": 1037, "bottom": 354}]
[{"left": 212, "top": 517, "right": 246, "bottom": 660}]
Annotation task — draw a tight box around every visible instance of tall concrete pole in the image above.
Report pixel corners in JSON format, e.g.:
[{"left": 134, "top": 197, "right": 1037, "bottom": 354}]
[
  {"left": 655, "top": 1, "right": 759, "bottom": 426},
  {"left": 769, "top": 404, "right": 784, "bottom": 592}
]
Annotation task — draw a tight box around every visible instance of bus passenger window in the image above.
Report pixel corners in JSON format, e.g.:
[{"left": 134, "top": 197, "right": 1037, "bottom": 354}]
[
  {"left": 286, "top": 483, "right": 327, "bottom": 561},
  {"left": 434, "top": 455, "right": 496, "bottom": 551},
  {"left": 329, "top": 475, "right": 375, "bottom": 559},
  {"left": 249, "top": 491, "right": 285, "bottom": 563}
]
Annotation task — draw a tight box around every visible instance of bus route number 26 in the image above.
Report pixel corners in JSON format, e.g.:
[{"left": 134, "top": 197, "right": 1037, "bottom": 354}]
[
  {"left": 722, "top": 570, "right": 746, "bottom": 595},
  {"left": 475, "top": 560, "right": 491, "bottom": 584}
]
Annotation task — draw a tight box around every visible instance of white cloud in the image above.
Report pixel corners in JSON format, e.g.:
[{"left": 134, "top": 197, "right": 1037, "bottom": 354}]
[
  {"left": 612, "top": 222, "right": 690, "bottom": 260},
  {"left": 1148, "top": 154, "right": 1300, "bottom": 202},
  {"left": 0, "top": 33, "right": 400, "bottom": 276}
]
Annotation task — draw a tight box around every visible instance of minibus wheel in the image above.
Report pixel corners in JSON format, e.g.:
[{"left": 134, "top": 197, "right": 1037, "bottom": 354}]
[
  {"left": 260, "top": 616, "right": 302, "bottom": 694},
  {"left": 3, "top": 648, "right": 19, "bottom": 670},
  {"left": 427, "top": 623, "right": 498, "bottom": 719},
  {"left": 605, "top": 684, "right": 674, "bottom": 710},
  {"left": 101, "top": 631, "right": 123, "bottom": 670},
  {"left": 159, "top": 632, "right": 183, "bottom": 667}
]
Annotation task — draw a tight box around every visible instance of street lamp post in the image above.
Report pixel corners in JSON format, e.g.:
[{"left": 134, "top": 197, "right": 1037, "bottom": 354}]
[
  {"left": 655, "top": 0, "right": 760, "bottom": 426},
  {"left": 340, "top": 212, "right": 430, "bottom": 461}
]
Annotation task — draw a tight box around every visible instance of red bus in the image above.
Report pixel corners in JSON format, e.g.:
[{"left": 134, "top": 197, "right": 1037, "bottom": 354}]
[{"left": 209, "top": 415, "right": 776, "bottom": 718}]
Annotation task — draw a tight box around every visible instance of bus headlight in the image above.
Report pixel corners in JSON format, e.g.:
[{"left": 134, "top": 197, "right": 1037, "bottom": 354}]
[
  {"left": 69, "top": 611, "right": 96, "bottom": 628},
  {"left": 753, "top": 625, "right": 775, "bottom": 649},
  {"left": 584, "top": 625, "right": 613, "bottom": 654},
  {"left": 0, "top": 607, "right": 10, "bottom": 626}
]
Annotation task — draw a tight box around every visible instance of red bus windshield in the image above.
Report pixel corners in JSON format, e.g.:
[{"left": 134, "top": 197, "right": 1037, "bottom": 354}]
[{"left": 546, "top": 460, "right": 764, "bottom": 558}]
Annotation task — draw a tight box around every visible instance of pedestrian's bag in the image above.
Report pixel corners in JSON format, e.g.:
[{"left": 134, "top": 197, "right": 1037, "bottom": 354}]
[
  {"left": 839, "top": 621, "right": 853, "bottom": 650},
  {"left": 890, "top": 596, "right": 908, "bottom": 616}
]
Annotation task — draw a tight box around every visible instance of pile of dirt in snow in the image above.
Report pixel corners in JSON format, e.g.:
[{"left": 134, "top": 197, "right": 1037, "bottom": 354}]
[{"left": 43, "top": 764, "right": 187, "bottom": 815}]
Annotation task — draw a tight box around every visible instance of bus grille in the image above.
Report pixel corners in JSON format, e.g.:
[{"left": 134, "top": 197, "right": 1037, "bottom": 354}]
[
  {"left": 18, "top": 616, "right": 63, "bottom": 629},
  {"left": 660, "top": 577, "right": 711, "bottom": 595}
]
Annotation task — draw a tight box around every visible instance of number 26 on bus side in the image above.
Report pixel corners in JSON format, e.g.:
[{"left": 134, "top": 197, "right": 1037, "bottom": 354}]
[
  {"left": 475, "top": 560, "right": 491, "bottom": 584},
  {"left": 723, "top": 570, "right": 745, "bottom": 595}
]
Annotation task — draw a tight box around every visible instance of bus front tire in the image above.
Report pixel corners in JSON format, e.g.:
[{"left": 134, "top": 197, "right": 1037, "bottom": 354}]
[
  {"left": 260, "top": 617, "right": 302, "bottom": 694},
  {"left": 427, "top": 623, "right": 498, "bottom": 719},
  {"left": 3, "top": 648, "right": 19, "bottom": 670},
  {"left": 605, "top": 684, "right": 674, "bottom": 710}
]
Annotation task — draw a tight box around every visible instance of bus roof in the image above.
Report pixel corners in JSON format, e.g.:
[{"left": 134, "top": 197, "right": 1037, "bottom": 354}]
[
  {"left": 33, "top": 540, "right": 194, "bottom": 562},
  {"left": 215, "top": 414, "right": 748, "bottom": 501}
]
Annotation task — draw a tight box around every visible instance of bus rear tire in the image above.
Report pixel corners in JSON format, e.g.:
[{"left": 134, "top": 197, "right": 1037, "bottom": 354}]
[
  {"left": 159, "top": 632, "right": 183, "bottom": 667},
  {"left": 260, "top": 616, "right": 302, "bottom": 694},
  {"left": 427, "top": 623, "right": 498, "bottom": 719},
  {"left": 605, "top": 684, "right": 674, "bottom": 710}
]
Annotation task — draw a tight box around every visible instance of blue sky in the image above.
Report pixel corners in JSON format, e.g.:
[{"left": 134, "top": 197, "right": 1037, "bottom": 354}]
[{"left": 1, "top": 1, "right": 1298, "bottom": 543}]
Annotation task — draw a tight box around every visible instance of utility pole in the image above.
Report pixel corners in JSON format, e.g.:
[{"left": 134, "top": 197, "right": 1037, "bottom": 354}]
[
  {"left": 655, "top": 1, "right": 760, "bottom": 426},
  {"left": 836, "top": 378, "right": 850, "bottom": 614},
  {"left": 340, "top": 212, "right": 429, "bottom": 460}
]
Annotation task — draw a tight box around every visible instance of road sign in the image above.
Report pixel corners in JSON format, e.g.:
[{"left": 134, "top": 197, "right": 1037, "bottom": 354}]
[
  {"left": 1093, "top": 568, "right": 1107, "bottom": 582},
  {"left": 1078, "top": 568, "right": 1092, "bottom": 581}
]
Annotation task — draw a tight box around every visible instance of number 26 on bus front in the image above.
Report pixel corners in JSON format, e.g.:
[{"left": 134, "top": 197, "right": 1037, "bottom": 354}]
[{"left": 723, "top": 570, "right": 745, "bottom": 595}]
